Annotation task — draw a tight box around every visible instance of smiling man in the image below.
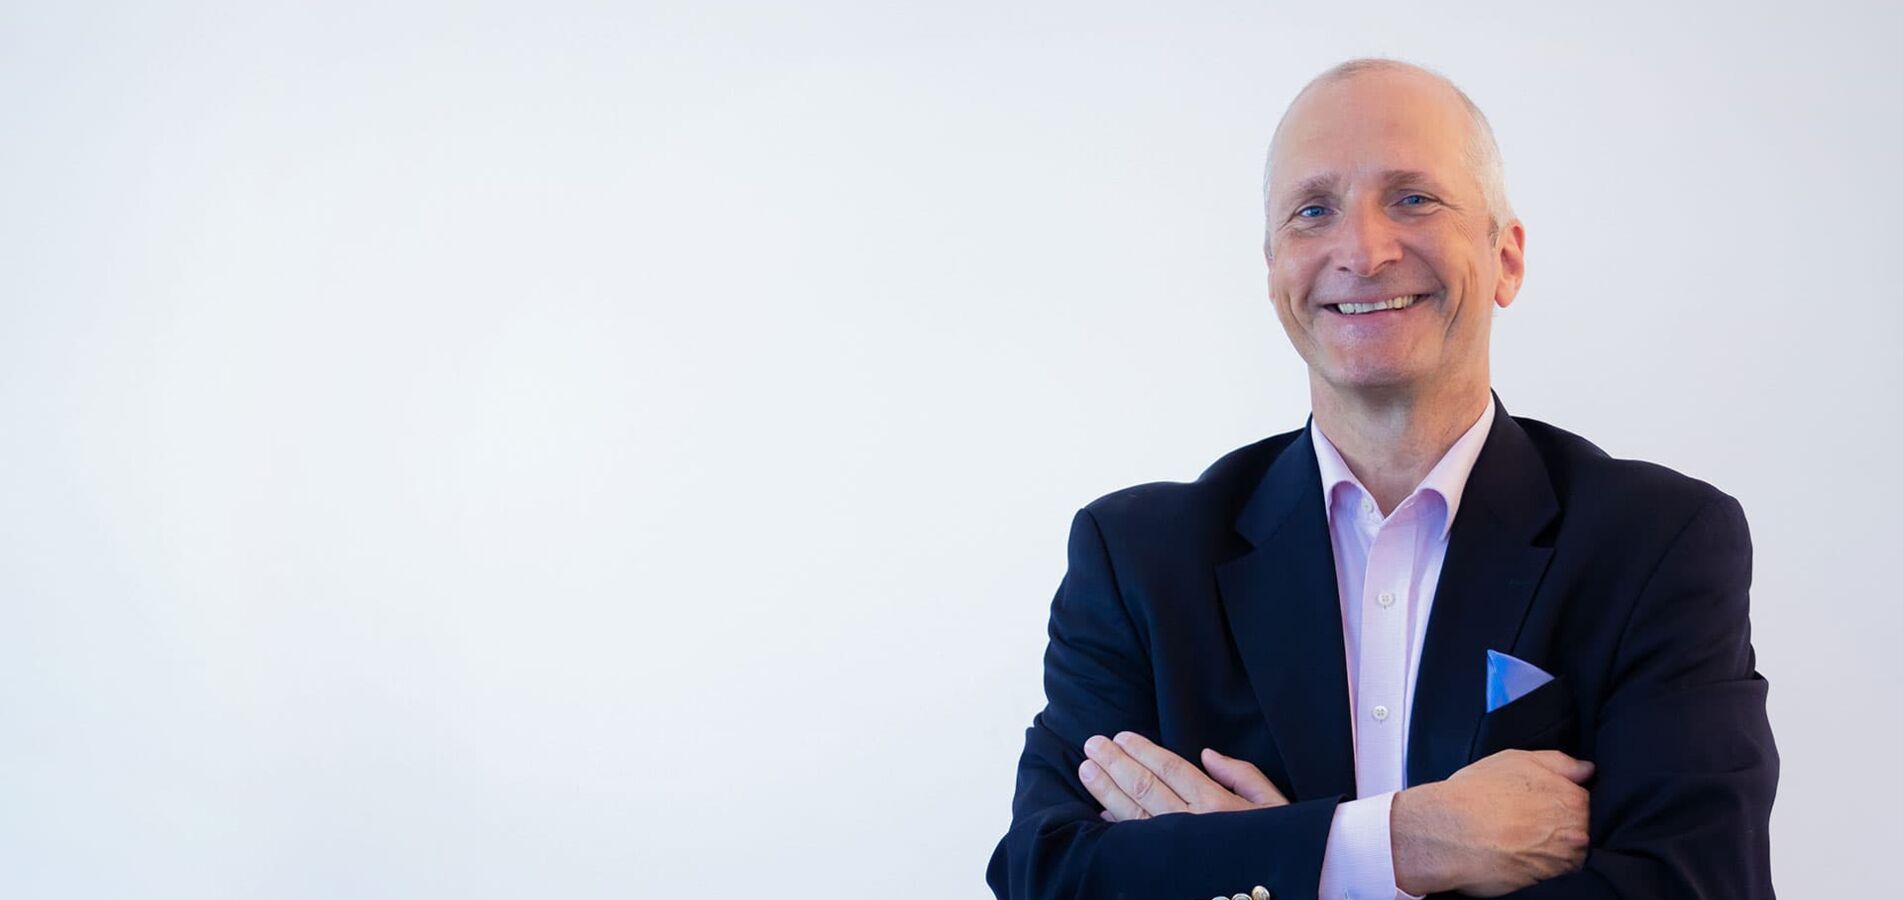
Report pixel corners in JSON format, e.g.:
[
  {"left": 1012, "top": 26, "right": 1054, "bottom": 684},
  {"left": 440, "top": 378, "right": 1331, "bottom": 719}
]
[{"left": 987, "top": 59, "right": 1777, "bottom": 899}]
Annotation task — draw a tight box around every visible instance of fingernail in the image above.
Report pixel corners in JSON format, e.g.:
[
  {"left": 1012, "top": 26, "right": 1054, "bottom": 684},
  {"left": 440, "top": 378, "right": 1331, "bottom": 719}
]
[
  {"left": 1113, "top": 731, "right": 1132, "bottom": 747},
  {"left": 1080, "top": 762, "right": 1096, "bottom": 782},
  {"left": 1085, "top": 735, "right": 1105, "bottom": 755}
]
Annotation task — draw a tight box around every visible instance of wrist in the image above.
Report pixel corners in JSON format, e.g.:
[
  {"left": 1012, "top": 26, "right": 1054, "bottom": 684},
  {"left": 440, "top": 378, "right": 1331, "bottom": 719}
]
[{"left": 1391, "top": 783, "right": 1457, "bottom": 896}]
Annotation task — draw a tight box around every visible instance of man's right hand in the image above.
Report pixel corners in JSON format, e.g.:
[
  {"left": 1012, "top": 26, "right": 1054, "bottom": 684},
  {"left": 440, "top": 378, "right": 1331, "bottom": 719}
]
[{"left": 1390, "top": 749, "right": 1594, "bottom": 897}]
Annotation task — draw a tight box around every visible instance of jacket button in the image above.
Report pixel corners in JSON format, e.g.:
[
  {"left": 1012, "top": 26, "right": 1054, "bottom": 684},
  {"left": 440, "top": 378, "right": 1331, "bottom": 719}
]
[{"left": 1252, "top": 887, "right": 1273, "bottom": 900}]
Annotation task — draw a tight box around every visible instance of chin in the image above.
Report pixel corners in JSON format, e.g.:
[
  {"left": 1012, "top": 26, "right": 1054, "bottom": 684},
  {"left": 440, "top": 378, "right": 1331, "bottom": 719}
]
[{"left": 1322, "top": 362, "right": 1426, "bottom": 394}]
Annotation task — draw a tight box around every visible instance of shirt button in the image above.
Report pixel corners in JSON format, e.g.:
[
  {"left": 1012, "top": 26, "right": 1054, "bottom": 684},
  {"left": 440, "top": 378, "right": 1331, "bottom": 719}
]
[
  {"left": 1378, "top": 591, "right": 1395, "bottom": 608},
  {"left": 1372, "top": 704, "right": 1389, "bottom": 721},
  {"left": 1360, "top": 498, "right": 1375, "bottom": 516}
]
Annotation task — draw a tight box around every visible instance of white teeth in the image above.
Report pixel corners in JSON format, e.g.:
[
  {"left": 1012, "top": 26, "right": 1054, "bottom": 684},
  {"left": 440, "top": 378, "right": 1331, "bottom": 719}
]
[{"left": 1334, "top": 294, "right": 1421, "bottom": 315}]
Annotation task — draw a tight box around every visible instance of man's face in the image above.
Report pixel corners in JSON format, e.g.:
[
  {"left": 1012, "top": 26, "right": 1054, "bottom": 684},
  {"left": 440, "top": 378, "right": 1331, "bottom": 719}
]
[{"left": 1265, "top": 71, "right": 1525, "bottom": 396}]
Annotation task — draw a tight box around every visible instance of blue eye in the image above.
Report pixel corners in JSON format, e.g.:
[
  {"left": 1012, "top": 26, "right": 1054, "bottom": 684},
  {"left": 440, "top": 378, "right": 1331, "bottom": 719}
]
[
  {"left": 1297, "top": 205, "right": 1327, "bottom": 218},
  {"left": 1398, "top": 194, "right": 1431, "bottom": 206}
]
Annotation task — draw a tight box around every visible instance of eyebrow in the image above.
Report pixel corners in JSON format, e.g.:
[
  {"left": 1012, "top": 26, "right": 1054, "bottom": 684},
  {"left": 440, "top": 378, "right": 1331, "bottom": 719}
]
[
  {"left": 1380, "top": 169, "right": 1445, "bottom": 191},
  {"left": 1284, "top": 174, "right": 1341, "bottom": 207}
]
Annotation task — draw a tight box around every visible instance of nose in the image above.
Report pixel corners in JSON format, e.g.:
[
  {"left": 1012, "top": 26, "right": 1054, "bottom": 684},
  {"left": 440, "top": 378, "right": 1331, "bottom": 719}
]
[{"left": 1332, "top": 205, "right": 1403, "bottom": 278}]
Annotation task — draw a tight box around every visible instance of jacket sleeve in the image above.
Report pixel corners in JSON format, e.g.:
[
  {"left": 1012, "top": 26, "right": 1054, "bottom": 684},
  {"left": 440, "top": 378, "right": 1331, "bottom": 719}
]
[
  {"left": 1506, "top": 493, "right": 1779, "bottom": 898},
  {"left": 987, "top": 508, "right": 1345, "bottom": 900}
]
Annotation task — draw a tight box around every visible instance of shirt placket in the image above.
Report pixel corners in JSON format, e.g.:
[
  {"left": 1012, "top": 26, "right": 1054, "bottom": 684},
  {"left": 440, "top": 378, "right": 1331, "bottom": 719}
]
[{"left": 1353, "top": 496, "right": 1418, "bottom": 799}]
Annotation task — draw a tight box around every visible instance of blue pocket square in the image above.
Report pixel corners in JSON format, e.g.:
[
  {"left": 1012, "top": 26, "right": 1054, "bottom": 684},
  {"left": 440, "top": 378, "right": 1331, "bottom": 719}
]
[{"left": 1486, "top": 650, "right": 1555, "bottom": 712}]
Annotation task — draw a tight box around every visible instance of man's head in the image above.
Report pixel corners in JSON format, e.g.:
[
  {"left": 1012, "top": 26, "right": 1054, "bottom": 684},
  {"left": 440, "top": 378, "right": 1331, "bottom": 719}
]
[{"left": 1262, "top": 59, "right": 1525, "bottom": 400}]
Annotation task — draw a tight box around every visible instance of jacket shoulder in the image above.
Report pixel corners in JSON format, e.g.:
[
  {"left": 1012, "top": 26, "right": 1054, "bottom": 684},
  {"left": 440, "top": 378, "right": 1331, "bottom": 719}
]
[
  {"left": 1077, "top": 427, "right": 1302, "bottom": 542},
  {"left": 1514, "top": 415, "right": 1742, "bottom": 525}
]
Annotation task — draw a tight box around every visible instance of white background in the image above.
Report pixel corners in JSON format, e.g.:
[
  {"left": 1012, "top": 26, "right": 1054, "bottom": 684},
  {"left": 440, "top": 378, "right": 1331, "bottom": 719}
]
[{"left": 2, "top": 1, "right": 1896, "bottom": 896}]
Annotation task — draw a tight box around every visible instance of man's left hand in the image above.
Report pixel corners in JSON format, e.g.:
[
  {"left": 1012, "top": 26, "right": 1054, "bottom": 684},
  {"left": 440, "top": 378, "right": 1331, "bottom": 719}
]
[{"left": 1080, "top": 731, "right": 1290, "bottom": 822}]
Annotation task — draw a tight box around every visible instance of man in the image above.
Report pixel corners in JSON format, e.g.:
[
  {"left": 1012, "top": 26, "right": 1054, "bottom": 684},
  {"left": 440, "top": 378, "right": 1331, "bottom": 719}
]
[{"left": 986, "top": 59, "right": 1777, "bottom": 899}]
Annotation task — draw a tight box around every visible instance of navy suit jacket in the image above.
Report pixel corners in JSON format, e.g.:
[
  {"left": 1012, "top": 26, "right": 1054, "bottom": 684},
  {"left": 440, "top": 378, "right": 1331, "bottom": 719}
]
[{"left": 987, "top": 397, "right": 1777, "bottom": 899}]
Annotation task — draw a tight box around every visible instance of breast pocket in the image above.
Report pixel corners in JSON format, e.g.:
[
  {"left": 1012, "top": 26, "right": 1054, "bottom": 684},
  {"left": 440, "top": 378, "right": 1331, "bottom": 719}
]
[{"left": 1472, "top": 674, "right": 1580, "bottom": 759}]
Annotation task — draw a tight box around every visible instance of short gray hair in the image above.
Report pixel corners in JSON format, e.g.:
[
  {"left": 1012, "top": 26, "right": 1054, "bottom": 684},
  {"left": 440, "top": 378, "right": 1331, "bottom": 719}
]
[{"left": 1262, "top": 58, "right": 1514, "bottom": 253}]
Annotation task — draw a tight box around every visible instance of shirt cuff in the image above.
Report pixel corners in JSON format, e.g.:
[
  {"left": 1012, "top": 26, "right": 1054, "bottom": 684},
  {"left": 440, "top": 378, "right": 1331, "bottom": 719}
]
[{"left": 1315, "top": 791, "right": 1424, "bottom": 900}]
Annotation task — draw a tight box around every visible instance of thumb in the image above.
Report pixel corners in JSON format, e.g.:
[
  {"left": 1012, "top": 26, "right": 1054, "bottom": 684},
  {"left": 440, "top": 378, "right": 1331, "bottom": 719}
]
[
  {"left": 1202, "top": 748, "right": 1289, "bottom": 807},
  {"left": 1528, "top": 750, "right": 1596, "bottom": 784}
]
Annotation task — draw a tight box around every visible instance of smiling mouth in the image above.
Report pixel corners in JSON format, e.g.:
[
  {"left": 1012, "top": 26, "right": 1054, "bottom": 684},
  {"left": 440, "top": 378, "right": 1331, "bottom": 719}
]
[{"left": 1327, "top": 293, "right": 1430, "bottom": 316}]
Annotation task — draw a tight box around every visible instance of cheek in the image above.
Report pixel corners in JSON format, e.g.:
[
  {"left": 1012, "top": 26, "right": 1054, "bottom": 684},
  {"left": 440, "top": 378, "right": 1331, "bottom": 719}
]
[
  {"left": 1268, "top": 283, "right": 1306, "bottom": 333},
  {"left": 1458, "top": 259, "right": 1492, "bottom": 315},
  {"left": 1267, "top": 260, "right": 1316, "bottom": 319}
]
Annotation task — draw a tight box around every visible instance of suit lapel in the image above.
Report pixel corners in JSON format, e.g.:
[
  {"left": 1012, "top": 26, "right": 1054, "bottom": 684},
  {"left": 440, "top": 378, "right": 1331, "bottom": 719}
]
[
  {"left": 1405, "top": 396, "right": 1560, "bottom": 788},
  {"left": 1216, "top": 426, "right": 1358, "bottom": 802}
]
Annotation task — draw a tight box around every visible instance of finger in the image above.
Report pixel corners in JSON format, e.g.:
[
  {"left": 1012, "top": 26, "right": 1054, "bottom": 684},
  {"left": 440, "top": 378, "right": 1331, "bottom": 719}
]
[
  {"left": 1201, "top": 748, "right": 1289, "bottom": 807},
  {"left": 1525, "top": 750, "right": 1596, "bottom": 784},
  {"left": 1084, "top": 733, "right": 1188, "bottom": 816},
  {"left": 1079, "top": 758, "right": 1148, "bottom": 822},
  {"left": 1110, "top": 731, "right": 1212, "bottom": 809}
]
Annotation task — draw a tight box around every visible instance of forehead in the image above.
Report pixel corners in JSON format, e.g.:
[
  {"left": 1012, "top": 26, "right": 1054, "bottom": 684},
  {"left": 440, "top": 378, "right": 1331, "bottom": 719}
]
[{"left": 1269, "top": 72, "right": 1475, "bottom": 199}]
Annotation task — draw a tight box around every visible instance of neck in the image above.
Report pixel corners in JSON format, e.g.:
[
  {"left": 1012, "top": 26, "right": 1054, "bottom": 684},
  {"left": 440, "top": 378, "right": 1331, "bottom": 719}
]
[{"left": 1310, "top": 372, "right": 1492, "bottom": 516}]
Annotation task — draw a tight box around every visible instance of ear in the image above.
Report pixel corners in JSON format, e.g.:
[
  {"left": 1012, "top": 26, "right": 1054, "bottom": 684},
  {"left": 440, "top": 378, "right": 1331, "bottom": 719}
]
[{"left": 1493, "top": 219, "right": 1526, "bottom": 309}]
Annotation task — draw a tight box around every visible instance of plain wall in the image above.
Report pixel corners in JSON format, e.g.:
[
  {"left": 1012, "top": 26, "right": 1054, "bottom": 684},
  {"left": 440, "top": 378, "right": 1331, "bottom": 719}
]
[{"left": 2, "top": 0, "right": 1896, "bottom": 896}]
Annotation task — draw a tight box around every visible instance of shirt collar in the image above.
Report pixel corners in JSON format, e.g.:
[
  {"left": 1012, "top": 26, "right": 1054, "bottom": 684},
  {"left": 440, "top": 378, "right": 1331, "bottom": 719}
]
[{"left": 1309, "top": 399, "right": 1496, "bottom": 541}]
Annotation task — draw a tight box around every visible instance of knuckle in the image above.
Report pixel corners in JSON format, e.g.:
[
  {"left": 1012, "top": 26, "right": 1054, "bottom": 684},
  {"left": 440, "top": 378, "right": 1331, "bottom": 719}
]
[
  {"left": 1566, "top": 786, "right": 1590, "bottom": 812},
  {"left": 1127, "top": 770, "right": 1156, "bottom": 801}
]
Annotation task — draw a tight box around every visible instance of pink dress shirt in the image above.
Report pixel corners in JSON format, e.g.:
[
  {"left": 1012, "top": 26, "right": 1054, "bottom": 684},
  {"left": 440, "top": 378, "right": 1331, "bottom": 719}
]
[{"left": 1312, "top": 401, "right": 1497, "bottom": 900}]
